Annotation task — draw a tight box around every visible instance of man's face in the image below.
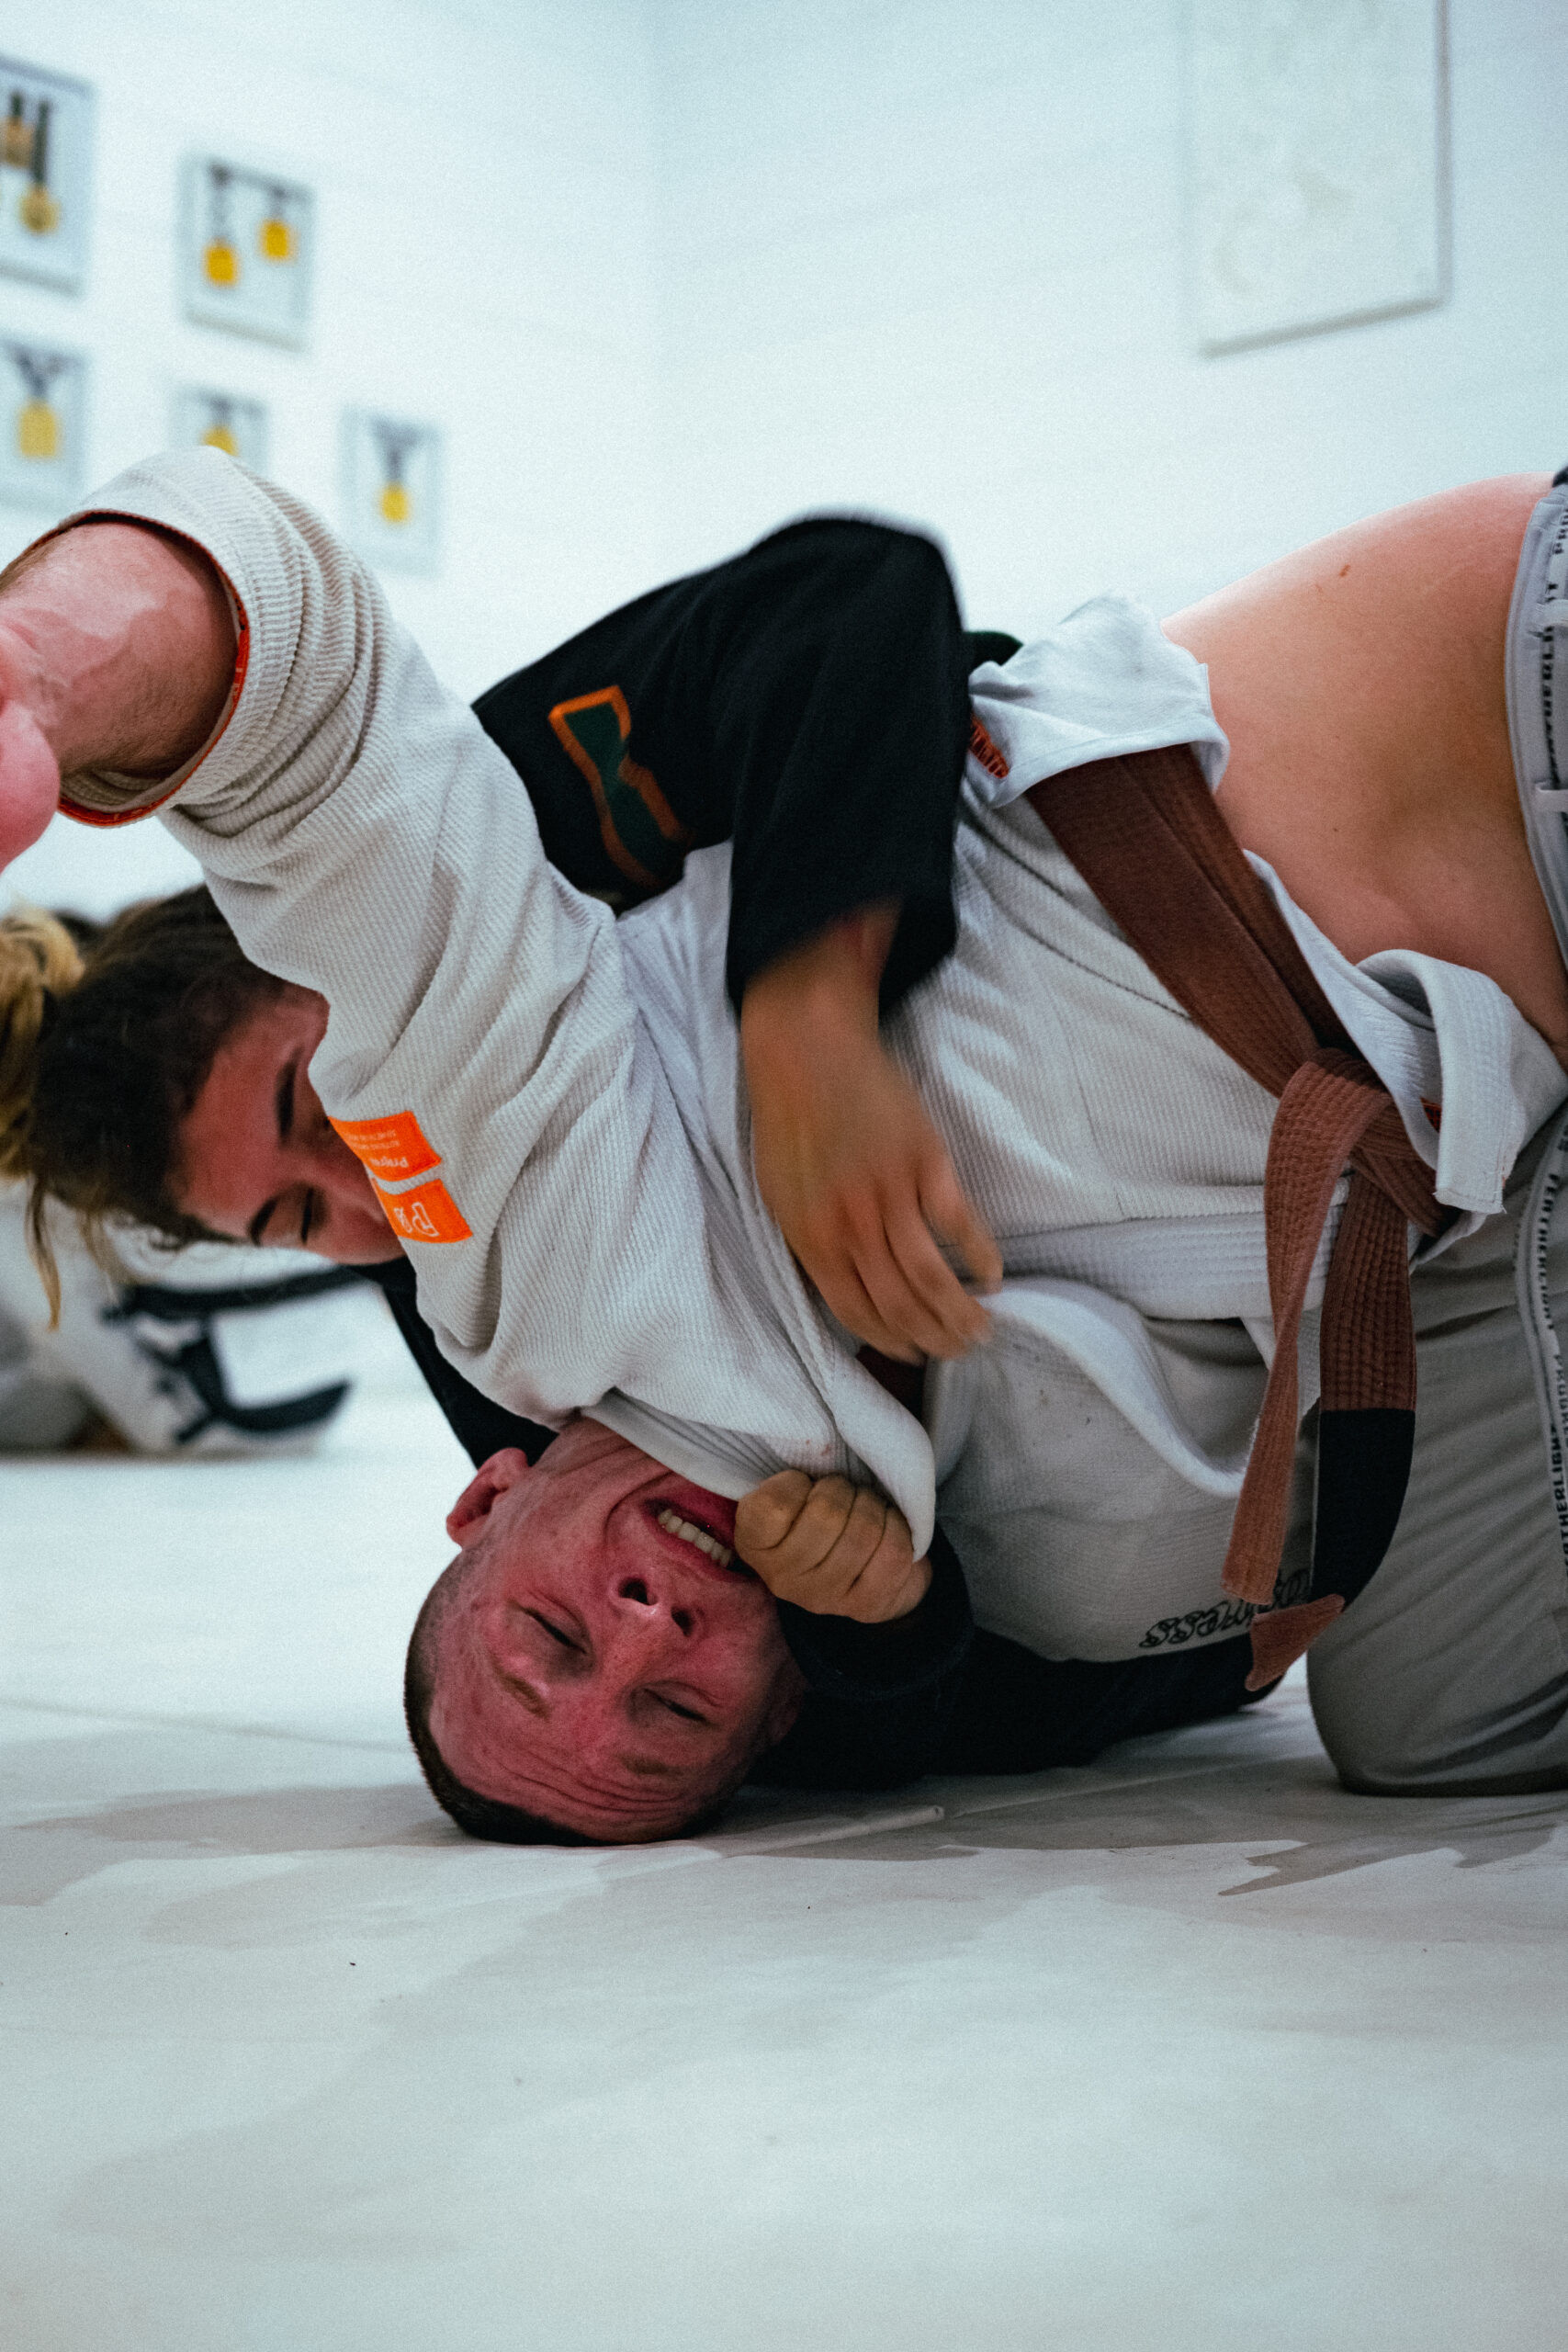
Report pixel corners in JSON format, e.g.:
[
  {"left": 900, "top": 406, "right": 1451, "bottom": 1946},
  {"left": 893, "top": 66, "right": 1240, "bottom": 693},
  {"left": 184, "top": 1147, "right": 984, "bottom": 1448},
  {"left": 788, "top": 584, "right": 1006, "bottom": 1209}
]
[
  {"left": 428, "top": 1422, "right": 806, "bottom": 1841},
  {"left": 175, "top": 984, "right": 402, "bottom": 1263}
]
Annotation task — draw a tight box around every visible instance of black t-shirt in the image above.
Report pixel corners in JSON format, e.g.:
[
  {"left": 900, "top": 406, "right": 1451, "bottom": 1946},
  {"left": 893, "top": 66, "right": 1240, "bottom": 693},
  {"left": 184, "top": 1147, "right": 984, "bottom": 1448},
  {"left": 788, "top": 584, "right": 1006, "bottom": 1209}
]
[{"left": 472, "top": 514, "right": 982, "bottom": 1012}]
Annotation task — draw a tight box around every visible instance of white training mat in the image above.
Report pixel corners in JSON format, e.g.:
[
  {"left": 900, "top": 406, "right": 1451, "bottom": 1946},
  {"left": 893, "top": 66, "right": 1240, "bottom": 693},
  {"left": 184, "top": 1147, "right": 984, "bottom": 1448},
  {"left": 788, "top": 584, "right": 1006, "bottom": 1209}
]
[{"left": 2, "top": 1369, "right": 1563, "bottom": 2351}]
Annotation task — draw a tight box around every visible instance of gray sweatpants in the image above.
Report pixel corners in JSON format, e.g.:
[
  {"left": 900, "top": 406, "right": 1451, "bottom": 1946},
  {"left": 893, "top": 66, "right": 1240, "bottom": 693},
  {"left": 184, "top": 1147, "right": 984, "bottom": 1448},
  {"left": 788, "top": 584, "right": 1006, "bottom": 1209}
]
[
  {"left": 1309, "top": 1108, "right": 1568, "bottom": 1794},
  {"left": 1310, "top": 476, "right": 1568, "bottom": 1795}
]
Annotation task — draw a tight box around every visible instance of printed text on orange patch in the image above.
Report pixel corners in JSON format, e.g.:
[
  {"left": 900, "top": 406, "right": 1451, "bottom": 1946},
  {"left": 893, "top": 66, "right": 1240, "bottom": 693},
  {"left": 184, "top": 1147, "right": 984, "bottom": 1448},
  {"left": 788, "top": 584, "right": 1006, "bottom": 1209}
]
[
  {"left": 372, "top": 1177, "right": 472, "bottom": 1245},
  {"left": 331, "top": 1110, "right": 442, "bottom": 1182}
]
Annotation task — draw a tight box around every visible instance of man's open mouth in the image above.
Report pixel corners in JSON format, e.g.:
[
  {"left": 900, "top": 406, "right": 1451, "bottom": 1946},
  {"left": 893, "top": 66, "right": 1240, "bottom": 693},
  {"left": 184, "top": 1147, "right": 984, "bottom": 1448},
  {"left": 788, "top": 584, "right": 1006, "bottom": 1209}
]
[{"left": 653, "top": 1507, "right": 736, "bottom": 1570}]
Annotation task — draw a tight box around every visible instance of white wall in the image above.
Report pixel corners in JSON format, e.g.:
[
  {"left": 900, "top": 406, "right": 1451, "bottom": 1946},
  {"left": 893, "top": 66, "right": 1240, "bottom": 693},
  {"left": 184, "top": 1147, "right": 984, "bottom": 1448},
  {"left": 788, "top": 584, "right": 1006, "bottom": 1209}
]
[
  {"left": 4, "top": 0, "right": 659, "bottom": 916},
  {"left": 653, "top": 0, "right": 1568, "bottom": 637}
]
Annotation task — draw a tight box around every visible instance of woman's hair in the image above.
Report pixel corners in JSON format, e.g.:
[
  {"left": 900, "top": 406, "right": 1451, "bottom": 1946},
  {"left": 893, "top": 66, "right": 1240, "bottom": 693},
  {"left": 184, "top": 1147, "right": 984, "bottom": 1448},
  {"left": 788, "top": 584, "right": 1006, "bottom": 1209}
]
[{"left": 0, "top": 884, "right": 285, "bottom": 1314}]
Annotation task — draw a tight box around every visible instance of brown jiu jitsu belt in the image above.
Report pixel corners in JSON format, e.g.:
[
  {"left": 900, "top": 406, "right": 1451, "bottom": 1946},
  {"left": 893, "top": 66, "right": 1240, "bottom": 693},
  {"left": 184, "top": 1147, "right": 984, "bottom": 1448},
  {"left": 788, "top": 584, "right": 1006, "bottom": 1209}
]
[{"left": 1025, "top": 747, "right": 1450, "bottom": 1689}]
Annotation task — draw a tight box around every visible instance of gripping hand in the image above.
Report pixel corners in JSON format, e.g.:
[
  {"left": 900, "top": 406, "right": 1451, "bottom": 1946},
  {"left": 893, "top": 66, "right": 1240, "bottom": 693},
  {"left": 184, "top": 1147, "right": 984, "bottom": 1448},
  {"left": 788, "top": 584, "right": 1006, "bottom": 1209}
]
[
  {"left": 735, "top": 1468, "right": 931, "bottom": 1623},
  {"left": 741, "top": 908, "right": 1000, "bottom": 1364}
]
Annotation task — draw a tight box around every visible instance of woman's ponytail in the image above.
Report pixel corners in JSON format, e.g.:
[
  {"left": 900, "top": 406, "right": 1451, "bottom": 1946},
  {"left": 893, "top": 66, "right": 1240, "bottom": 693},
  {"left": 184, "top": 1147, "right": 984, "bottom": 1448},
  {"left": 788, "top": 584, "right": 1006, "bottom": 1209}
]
[
  {"left": 1, "top": 887, "right": 281, "bottom": 1321},
  {"left": 0, "top": 904, "right": 85, "bottom": 1177},
  {"left": 0, "top": 906, "right": 87, "bottom": 1317}
]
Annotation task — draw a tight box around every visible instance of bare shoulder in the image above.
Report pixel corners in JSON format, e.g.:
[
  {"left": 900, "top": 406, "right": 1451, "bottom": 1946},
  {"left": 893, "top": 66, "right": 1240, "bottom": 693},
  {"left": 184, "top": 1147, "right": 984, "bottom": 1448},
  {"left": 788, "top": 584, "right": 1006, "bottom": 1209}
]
[
  {"left": 1161, "top": 471, "right": 1553, "bottom": 797},
  {"left": 1166, "top": 473, "right": 1550, "bottom": 654},
  {"left": 1162, "top": 473, "right": 1568, "bottom": 1054}
]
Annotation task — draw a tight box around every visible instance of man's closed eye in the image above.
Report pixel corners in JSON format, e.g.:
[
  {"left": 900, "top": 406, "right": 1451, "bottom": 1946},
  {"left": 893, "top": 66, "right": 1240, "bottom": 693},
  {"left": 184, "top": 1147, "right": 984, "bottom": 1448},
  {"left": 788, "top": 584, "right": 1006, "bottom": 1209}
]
[
  {"left": 649, "top": 1692, "right": 707, "bottom": 1725},
  {"left": 525, "top": 1611, "right": 581, "bottom": 1653}
]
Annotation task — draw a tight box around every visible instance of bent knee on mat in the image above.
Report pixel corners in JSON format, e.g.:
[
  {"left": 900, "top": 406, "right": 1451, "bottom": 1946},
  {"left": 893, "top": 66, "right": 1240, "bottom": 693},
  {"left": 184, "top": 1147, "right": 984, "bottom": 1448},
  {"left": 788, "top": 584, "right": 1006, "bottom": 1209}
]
[{"left": 1310, "top": 1658, "right": 1568, "bottom": 1798}]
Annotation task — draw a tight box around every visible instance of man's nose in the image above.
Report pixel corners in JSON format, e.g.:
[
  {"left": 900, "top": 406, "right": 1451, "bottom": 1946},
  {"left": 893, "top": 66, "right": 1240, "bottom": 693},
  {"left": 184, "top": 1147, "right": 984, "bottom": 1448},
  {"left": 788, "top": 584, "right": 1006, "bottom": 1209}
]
[{"left": 610, "top": 1574, "right": 697, "bottom": 1645}]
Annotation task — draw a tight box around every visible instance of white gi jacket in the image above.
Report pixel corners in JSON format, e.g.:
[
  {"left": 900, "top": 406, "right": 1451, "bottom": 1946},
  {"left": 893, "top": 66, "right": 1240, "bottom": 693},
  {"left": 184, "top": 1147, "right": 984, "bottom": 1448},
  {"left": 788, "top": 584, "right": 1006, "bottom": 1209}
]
[{"left": 56, "top": 453, "right": 1568, "bottom": 1657}]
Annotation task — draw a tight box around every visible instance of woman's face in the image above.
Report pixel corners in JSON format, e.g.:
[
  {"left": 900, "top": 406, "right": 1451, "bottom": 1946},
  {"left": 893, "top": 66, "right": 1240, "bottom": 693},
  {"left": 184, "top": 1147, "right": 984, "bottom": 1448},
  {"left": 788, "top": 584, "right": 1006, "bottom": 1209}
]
[{"left": 175, "top": 985, "right": 402, "bottom": 1262}]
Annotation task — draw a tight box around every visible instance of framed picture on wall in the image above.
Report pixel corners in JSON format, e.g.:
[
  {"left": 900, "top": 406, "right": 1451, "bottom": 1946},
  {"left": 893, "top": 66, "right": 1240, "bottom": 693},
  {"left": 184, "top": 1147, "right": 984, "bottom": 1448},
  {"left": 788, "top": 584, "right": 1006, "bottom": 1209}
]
[
  {"left": 1188, "top": 0, "right": 1448, "bottom": 353},
  {"left": 172, "top": 386, "right": 269, "bottom": 473},
  {"left": 0, "top": 57, "right": 94, "bottom": 294},
  {"left": 0, "top": 339, "right": 86, "bottom": 509},
  {"left": 343, "top": 411, "right": 441, "bottom": 573},
  {"left": 180, "top": 157, "right": 314, "bottom": 348}
]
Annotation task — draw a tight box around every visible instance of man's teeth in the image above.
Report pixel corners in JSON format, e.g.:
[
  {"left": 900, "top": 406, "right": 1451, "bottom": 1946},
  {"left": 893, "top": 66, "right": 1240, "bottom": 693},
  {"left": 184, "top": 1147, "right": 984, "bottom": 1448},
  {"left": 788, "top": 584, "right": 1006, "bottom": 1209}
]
[{"left": 656, "top": 1508, "right": 734, "bottom": 1568}]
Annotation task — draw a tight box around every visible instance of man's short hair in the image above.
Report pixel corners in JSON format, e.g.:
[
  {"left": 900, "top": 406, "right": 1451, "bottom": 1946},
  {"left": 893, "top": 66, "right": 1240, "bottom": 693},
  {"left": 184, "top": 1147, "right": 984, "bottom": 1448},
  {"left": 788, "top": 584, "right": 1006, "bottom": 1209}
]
[
  {"left": 403, "top": 1569, "right": 595, "bottom": 1844},
  {"left": 401, "top": 1564, "right": 741, "bottom": 1847}
]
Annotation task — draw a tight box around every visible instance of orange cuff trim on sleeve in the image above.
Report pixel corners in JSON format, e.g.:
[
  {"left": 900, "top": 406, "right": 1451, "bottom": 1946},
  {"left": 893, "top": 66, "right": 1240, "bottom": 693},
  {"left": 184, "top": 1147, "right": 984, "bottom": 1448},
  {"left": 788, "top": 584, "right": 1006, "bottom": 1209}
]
[
  {"left": 331, "top": 1109, "right": 442, "bottom": 1182},
  {"left": 372, "top": 1177, "right": 472, "bottom": 1246},
  {"left": 48, "top": 511, "right": 252, "bottom": 829},
  {"left": 968, "top": 712, "right": 1010, "bottom": 782}
]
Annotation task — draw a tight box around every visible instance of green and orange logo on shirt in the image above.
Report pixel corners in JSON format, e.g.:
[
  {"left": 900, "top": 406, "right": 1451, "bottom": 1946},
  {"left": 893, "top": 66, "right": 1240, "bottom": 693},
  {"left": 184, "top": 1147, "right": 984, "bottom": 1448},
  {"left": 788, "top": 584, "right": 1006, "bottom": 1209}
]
[{"left": 549, "top": 685, "right": 693, "bottom": 894}]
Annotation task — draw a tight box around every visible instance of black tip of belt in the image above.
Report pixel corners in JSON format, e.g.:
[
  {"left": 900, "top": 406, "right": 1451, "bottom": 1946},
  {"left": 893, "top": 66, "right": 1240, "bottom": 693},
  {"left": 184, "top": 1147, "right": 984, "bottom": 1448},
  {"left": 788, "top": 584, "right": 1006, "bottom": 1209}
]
[{"left": 1311, "top": 1406, "right": 1416, "bottom": 1608}]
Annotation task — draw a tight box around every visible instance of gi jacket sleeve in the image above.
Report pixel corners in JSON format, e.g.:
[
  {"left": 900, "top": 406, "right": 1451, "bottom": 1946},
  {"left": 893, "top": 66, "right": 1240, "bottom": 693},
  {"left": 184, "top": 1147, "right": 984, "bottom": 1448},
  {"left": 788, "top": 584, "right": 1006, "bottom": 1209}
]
[
  {"left": 49, "top": 452, "right": 684, "bottom": 1428},
  {"left": 758, "top": 1525, "right": 1263, "bottom": 1793},
  {"left": 471, "top": 517, "right": 975, "bottom": 1012},
  {"left": 49, "top": 453, "right": 941, "bottom": 1498}
]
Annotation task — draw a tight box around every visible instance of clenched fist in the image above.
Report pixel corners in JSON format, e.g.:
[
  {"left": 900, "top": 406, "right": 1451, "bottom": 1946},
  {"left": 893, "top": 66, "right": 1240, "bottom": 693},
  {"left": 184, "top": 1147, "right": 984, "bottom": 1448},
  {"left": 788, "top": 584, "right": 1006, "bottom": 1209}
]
[
  {"left": 0, "top": 519, "right": 234, "bottom": 873},
  {"left": 734, "top": 1469, "right": 931, "bottom": 1623}
]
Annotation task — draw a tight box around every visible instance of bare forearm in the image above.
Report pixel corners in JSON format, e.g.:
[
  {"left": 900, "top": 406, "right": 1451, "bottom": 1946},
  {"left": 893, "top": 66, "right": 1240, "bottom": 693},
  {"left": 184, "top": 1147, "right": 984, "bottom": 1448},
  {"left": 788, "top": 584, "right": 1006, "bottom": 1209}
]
[
  {"left": 0, "top": 519, "right": 233, "bottom": 779},
  {"left": 739, "top": 902, "right": 898, "bottom": 1080}
]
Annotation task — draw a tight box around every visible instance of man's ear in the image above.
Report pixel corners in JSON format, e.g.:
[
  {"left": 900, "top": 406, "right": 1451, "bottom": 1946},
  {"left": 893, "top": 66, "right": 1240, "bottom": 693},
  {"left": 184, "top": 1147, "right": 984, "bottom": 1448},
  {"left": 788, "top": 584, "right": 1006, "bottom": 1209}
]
[
  {"left": 446, "top": 1448, "right": 534, "bottom": 1547},
  {"left": 762, "top": 1663, "right": 807, "bottom": 1751}
]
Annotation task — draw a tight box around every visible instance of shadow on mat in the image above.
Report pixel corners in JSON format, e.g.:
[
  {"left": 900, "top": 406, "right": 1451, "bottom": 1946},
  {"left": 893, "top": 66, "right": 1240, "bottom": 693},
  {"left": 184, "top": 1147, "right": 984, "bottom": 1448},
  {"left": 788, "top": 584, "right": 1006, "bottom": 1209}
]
[
  {"left": 3, "top": 1781, "right": 448, "bottom": 1905},
  {"left": 757, "top": 1754, "right": 1568, "bottom": 1892},
  {"left": 9, "top": 1752, "right": 1567, "bottom": 1906}
]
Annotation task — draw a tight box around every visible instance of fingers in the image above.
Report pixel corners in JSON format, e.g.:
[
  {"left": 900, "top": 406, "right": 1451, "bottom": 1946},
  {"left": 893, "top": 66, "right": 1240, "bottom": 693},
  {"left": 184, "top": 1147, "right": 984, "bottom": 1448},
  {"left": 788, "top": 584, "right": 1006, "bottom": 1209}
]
[
  {"left": 733, "top": 1472, "right": 927, "bottom": 1622},
  {"left": 803, "top": 1250, "right": 926, "bottom": 1365},
  {"left": 818, "top": 1148, "right": 996, "bottom": 1362},
  {"left": 795, "top": 1159, "right": 996, "bottom": 1363},
  {"left": 734, "top": 1469, "right": 815, "bottom": 1561},
  {"left": 745, "top": 1017, "right": 999, "bottom": 1363},
  {"left": 875, "top": 1193, "right": 991, "bottom": 1360},
  {"left": 919, "top": 1154, "right": 1003, "bottom": 1294},
  {"left": 877, "top": 1548, "right": 934, "bottom": 1622},
  {"left": 803, "top": 1222, "right": 984, "bottom": 1363}
]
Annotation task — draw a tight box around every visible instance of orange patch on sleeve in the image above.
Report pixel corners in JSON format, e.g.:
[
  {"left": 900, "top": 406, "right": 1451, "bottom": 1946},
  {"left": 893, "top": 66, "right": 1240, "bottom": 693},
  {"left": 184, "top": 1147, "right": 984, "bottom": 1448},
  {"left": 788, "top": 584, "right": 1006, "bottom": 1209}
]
[
  {"left": 372, "top": 1177, "right": 472, "bottom": 1245},
  {"left": 332, "top": 1110, "right": 442, "bottom": 1182}
]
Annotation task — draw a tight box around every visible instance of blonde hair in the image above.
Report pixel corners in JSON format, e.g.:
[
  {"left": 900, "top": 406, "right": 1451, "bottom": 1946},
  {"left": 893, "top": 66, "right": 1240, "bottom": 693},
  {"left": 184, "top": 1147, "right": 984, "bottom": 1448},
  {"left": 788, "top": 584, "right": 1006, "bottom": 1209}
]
[
  {"left": 0, "top": 905, "right": 86, "bottom": 1317},
  {"left": 0, "top": 884, "right": 284, "bottom": 1321}
]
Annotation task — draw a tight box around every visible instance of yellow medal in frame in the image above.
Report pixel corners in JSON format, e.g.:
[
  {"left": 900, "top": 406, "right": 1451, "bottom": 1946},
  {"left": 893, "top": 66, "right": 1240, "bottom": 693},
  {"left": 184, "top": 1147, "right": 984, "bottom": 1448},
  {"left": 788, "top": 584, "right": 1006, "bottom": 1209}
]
[
  {"left": 200, "top": 395, "right": 240, "bottom": 456},
  {"left": 17, "top": 395, "right": 57, "bottom": 458},
  {"left": 375, "top": 424, "right": 417, "bottom": 526},
  {"left": 13, "top": 348, "right": 64, "bottom": 463},
  {"left": 203, "top": 163, "right": 241, "bottom": 288},
  {"left": 17, "top": 97, "right": 60, "bottom": 237},
  {"left": 2, "top": 90, "right": 31, "bottom": 170},
  {"left": 258, "top": 187, "right": 295, "bottom": 264}
]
